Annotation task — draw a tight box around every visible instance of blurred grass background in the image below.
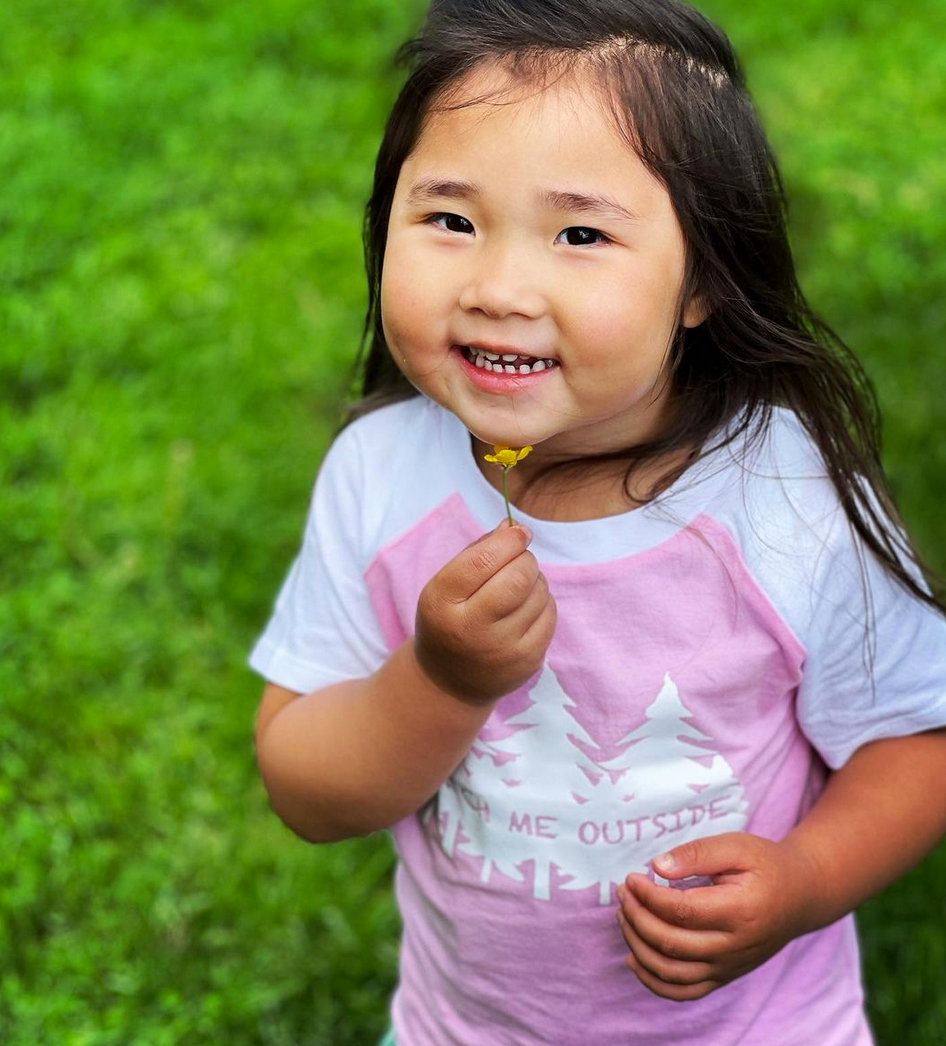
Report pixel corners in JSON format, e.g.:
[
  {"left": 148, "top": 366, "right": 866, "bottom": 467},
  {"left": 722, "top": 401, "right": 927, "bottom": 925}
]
[{"left": 0, "top": 1, "right": 944, "bottom": 1043}]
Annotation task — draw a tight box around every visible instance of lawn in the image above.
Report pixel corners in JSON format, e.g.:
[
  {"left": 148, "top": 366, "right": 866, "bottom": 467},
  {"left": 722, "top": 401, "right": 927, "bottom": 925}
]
[{"left": 0, "top": 1, "right": 944, "bottom": 1043}]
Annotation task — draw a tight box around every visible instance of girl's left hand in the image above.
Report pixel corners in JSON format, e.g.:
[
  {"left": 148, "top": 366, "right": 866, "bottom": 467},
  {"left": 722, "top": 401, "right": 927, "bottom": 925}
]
[{"left": 615, "top": 832, "right": 818, "bottom": 1001}]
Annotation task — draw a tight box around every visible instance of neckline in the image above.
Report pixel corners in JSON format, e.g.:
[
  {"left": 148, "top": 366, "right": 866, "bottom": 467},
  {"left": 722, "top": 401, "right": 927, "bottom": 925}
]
[{"left": 437, "top": 404, "right": 723, "bottom": 565}]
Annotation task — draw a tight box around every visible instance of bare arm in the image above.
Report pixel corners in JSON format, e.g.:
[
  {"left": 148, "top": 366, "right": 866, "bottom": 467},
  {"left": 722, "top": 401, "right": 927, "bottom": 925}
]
[
  {"left": 784, "top": 727, "right": 946, "bottom": 926},
  {"left": 255, "top": 522, "right": 556, "bottom": 842},
  {"left": 255, "top": 644, "right": 495, "bottom": 841},
  {"left": 616, "top": 728, "right": 946, "bottom": 1000}
]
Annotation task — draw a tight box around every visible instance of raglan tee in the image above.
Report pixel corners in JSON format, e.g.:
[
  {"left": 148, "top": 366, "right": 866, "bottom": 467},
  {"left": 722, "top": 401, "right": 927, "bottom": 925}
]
[{"left": 250, "top": 397, "right": 946, "bottom": 1046}]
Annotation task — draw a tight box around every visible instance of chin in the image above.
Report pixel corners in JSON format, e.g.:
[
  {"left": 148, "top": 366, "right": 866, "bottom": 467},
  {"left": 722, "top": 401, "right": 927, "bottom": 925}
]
[
  {"left": 470, "top": 427, "right": 538, "bottom": 449},
  {"left": 453, "top": 403, "right": 554, "bottom": 451}
]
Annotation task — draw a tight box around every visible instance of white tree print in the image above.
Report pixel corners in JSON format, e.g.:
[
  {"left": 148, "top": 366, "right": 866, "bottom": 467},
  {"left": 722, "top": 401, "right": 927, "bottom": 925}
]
[
  {"left": 427, "top": 668, "right": 749, "bottom": 905},
  {"left": 598, "top": 674, "right": 748, "bottom": 885},
  {"left": 432, "top": 664, "right": 605, "bottom": 899}
]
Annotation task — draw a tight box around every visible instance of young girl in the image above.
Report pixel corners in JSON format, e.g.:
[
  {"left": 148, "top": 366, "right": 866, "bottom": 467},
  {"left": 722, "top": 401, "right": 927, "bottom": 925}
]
[{"left": 251, "top": 0, "right": 946, "bottom": 1042}]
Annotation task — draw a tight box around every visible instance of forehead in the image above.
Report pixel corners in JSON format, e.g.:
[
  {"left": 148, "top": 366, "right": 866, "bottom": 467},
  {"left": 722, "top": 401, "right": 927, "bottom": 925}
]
[
  {"left": 421, "top": 60, "right": 620, "bottom": 151},
  {"left": 401, "top": 61, "right": 669, "bottom": 216}
]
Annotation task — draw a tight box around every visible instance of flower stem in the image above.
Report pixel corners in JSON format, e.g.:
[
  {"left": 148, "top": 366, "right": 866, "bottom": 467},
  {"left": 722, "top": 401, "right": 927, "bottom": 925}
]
[{"left": 500, "top": 465, "right": 514, "bottom": 526}]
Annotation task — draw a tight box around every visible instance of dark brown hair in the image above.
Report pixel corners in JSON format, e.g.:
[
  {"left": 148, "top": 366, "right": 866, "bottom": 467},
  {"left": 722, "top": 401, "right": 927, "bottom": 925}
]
[{"left": 350, "top": 0, "right": 942, "bottom": 613}]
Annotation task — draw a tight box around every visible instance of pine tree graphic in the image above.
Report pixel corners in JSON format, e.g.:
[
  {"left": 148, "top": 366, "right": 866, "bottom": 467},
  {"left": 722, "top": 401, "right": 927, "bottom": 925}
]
[
  {"left": 431, "top": 664, "right": 606, "bottom": 899},
  {"left": 604, "top": 674, "right": 741, "bottom": 805},
  {"left": 597, "top": 673, "right": 749, "bottom": 889},
  {"left": 428, "top": 668, "right": 748, "bottom": 905}
]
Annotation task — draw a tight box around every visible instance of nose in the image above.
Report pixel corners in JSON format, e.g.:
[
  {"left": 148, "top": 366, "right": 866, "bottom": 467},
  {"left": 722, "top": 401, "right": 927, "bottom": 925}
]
[{"left": 458, "top": 240, "right": 547, "bottom": 320}]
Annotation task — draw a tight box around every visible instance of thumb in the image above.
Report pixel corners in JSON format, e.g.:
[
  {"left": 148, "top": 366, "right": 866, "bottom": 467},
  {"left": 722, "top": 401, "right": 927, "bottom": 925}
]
[
  {"left": 651, "top": 832, "right": 752, "bottom": 881},
  {"left": 460, "top": 519, "right": 532, "bottom": 550}
]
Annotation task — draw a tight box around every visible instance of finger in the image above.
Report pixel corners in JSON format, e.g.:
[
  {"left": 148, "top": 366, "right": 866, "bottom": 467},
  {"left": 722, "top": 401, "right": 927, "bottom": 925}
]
[
  {"left": 651, "top": 832, "right": 755, "bottom": 881},
  {"left": 437, "top": 524, "right": 533, "bottom": 603},
  {"left": 616, "top": 909, "right": 716, "bottom": 986},
  {"left": 518, "top": 577, "right": 556, "bottom": 638},
  {"left": 518, "top": 587, "right": 557, "bottom": 651},
  {"left": 474, "top": 549, "right": 541, "bottom": 619},
  {"left": 622, "top": 942, "right": 719, "bottom": 1002},
  {"left": 620, "top": 882, "right": 732, "bottom": 957},
  {"left": 457, "top": 517, "right": 519, "bottom": 551},
  {"left": 626, "top": 874, "right": 738, "bottom": 933},
  {"left": 492, "top": 568, "right": 549, "bottom": 634}
]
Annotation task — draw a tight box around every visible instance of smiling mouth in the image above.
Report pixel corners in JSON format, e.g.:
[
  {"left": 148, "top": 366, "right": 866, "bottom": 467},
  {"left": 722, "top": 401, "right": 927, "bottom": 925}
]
[{"left": 459, "top": 345, "right": 559, "bottom": 374}]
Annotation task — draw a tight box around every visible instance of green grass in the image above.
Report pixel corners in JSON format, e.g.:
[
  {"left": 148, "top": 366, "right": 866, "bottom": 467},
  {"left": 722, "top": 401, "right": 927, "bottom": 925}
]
[{"left": 1, "top": 1, "right": 944, "bottom": 1043}]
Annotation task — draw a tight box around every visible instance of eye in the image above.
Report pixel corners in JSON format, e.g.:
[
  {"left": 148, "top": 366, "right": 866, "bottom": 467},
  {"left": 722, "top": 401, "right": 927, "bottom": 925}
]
[
  {"left": 555, "top": 226, "right": 610, "bottom": 246},
  {"left": 427, "top": 212, "right": 475, "bottom": 235}
]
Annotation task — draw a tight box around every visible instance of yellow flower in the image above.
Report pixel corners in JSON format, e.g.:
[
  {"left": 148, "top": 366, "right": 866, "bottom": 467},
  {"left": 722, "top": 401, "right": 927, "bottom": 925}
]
[
  {"left": 482, "top": 445, "right": 532, "bottom": 525},
  {"left": 483, "top": 444, "right": 533, "bottom": 468}
]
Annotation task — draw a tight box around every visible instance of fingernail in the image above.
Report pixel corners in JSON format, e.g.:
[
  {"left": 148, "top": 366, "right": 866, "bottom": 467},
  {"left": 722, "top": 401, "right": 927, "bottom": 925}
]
[
  {"left": 655, "top": 852, "right": 676, "bottom": 871},
  {"left": 515, "top": 523, "right": 533, "bottom": 542}
]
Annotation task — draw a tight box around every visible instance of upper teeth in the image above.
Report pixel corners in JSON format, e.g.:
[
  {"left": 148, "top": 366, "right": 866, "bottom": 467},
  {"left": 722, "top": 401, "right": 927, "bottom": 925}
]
[{"left": 466, "top": 347, "right": 557, "bottom": 374}]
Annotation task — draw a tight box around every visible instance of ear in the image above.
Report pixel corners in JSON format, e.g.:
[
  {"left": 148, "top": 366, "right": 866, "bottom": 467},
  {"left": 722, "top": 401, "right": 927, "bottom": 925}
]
[{"left": 681, "top": 293, "right": 709, "bottom": 329}]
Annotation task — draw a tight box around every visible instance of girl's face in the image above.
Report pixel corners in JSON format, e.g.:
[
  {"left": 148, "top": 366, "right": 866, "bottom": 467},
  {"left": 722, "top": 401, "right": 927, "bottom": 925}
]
[{"left": 381, "top": 63, "right": 703, "bottom": 460}]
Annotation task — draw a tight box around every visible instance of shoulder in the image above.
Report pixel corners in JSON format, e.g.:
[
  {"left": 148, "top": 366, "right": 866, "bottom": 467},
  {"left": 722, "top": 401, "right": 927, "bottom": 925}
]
[
  {"left": 695, "top": 409, "right": 851, "bottom": 643},
  {"left": 317, "top": 396, "right": 470, "bottom": 552},
  {"left": 323, "top": 396, "right": 443, "bottom": 492},
  {"left": 672, "top": 409, "right": 946, "bottom": 763},
  {"left": 709, "top": 407, "right": 842, "bottom": 546},
  {"left": 330, "top": 395, "right": 439, "bottom": 460}
]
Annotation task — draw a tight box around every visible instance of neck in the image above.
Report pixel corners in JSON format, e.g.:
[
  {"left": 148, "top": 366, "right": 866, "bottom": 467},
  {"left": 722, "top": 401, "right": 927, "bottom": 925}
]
[{"left": 472, "top": 436, "right": 690, "bottom": 523}]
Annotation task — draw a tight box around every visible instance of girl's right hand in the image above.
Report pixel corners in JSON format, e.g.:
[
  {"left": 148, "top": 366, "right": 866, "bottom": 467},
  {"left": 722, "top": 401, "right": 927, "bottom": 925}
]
[{"left": 414, "top": 523, "right": 557, "bottom": 706}]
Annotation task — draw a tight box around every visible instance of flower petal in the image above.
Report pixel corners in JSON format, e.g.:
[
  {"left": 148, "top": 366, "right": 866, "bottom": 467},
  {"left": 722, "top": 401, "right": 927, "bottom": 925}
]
[{"left": 484, "top": 444, "right": 533, "bottom": 468}]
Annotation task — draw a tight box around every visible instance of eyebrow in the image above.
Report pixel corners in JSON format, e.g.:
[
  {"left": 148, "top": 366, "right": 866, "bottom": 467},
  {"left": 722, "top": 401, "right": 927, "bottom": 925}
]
[
  {"left": 405, "top": 178, "right": 640, "bottom": 223},
  {"left": 541, "top": 189, "right": 640, "bottom": 224},
  {"left": 405, "top": 178, "right": 482, "bottom": 205}
]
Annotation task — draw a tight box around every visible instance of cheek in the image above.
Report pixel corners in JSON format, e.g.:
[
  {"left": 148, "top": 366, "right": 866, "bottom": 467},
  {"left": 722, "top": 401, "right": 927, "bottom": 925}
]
[
  {"left": 380, "top": 269, "right": 415, "bottom": 352},
  {"left": 575, "top": 275, "right": 681, "bottom": 354},
  {"left": 380, "top": 241, "right": 435, "bottom": 346},
  {"left": 380, "top": 271, "right": 448, "bottom": 385},
  {"left": 561, "top": 281, "right": 623, "bottom": 343}
]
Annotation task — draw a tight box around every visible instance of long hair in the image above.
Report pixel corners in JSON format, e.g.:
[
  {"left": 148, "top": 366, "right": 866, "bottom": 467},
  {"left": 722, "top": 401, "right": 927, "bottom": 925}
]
[{"left": 351, "top": 0, "right": 942, "bottom": 614}]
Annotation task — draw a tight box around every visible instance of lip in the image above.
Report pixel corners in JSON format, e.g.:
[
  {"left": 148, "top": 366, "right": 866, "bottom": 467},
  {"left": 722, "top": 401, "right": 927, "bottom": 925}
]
[{"left": 452, "top": 345, "right": 557, "bottom": 392}]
